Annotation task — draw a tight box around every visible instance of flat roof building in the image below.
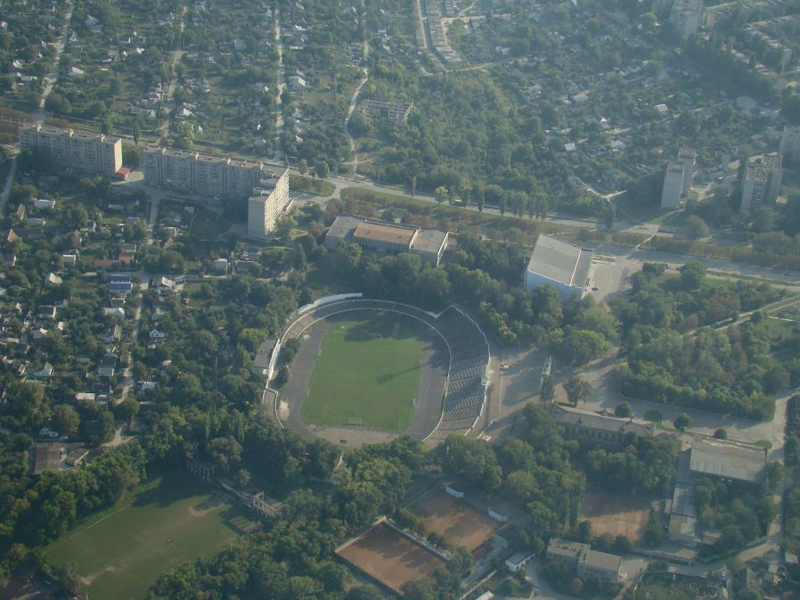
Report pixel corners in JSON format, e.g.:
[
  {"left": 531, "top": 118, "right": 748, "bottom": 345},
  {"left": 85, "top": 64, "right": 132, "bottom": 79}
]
[
  {"left": 546, "top": 538, "right": 622, "bottom": 583},
  {"left": 689, "top": 438, "right": 767, "bottom": 485},
  {"left": 780, "top": 125, "right": 800, "bottom": 165},
  {"left": 523, "top": 234, "right": 593, "bottom": 302},
  {"left": 325, "top": 215, "right": 449, "bottom": 266},
  {"left": 552, "top": 405, "right": 654, "bottom": 447},
  {"left": 741, "top": 154, "right": 782, "bottom": 212},
  {"left": 20, "top": 123, "right": 122, "bottom": 177},
  {"left": 661, "top": 162, "right": 686, "bottom": 209},
  {"left": 247, "top": 169, "right": 291, "bottom": 239},
  {"left": 143, "top": 145, "right": 287, "bottom": 202}
]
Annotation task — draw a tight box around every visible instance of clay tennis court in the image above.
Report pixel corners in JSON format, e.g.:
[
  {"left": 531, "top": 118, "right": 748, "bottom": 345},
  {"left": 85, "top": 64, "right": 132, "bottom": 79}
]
[
  {"left": 336, "top": 522, "right": 445, "bottom": 594},
  {"left": 411, "top": 491, "right": 500, "bottom": 551},
  {"left": 580, "top": 492, "right": 652, "bottom": 541}
]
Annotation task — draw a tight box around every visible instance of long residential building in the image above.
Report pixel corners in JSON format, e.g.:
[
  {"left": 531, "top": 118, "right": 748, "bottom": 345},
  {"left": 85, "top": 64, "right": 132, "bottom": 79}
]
[
  {"left": 142, "top": 146, "right": 290, "bottom": 238},
  {"left": 19, "top": 123, "right": 122, "bottom": 177},
  {"left": 143, "top": 146, "right": 287, "bottom": 200}
]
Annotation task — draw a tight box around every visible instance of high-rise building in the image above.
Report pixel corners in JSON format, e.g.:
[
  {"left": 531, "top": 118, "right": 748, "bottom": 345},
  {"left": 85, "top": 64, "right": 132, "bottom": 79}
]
[
  {"left": 19, "top": 123, "right": 122, "bottom": 176},
  {"left": 661, "top": 162, "right": 686, "bottom": 209},
  {"left": 670, "top": 0, "right": 704, "bottom": 40},
  {"left": 143, "top": 146, "right": 279, "bottom": 200},
  {"left": 677, "top": 147, "right": 697, "bottom": 196},
  {"left": 247, "top": 170, "right": 291, "bottom": 238},
  {"left": 780, "top": 125, "right": 800, "bottom": 165},
  {"left": 741, "top": 154, "right": 782, "bottom": 212}
]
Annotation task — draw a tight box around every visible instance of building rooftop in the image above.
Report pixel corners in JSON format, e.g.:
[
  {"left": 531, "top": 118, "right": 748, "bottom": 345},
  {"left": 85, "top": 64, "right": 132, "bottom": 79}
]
[
  {"left": 547, "top": 537, "right": 588, "bottom": 559},
  {"left": 526, "top": 234, "right": 592, "bottom": 289},
  {"left": 689, "top": 438, "right": 767, "bottom": 484},
  {"left": 666, "top": 162, "right": 686, "bottom": 175},
  {"left": 552, "top": 405, "right": 655, "bottom": 438},
  {"left": 326, "top": 215, "right": 364, "bottom": 242},
  {"left": 353, "top": 221, "right": 417, "bottom": 247},
  {"left": 33, "top": 442, "right": 62, "bottom": 474},
  {"left": 584, "top": 549, "right": 622, "bottom": 572},
  {"left": 410, "top": 228, "right": 448, "bottom": 255}
]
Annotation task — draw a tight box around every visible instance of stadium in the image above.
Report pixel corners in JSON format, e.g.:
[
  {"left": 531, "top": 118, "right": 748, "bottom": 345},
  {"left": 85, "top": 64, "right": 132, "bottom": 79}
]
[{"left": 268, "top": 296, "right": 490, "bottom": 446}]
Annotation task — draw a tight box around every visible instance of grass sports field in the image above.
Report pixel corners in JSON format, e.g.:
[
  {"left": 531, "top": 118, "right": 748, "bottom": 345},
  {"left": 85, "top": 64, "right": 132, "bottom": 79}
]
[
  {"left": 301, "top": 312, "right": 426, "bottom": 431},
  {"left": 46, "top": 472, "right": 256, "bottom": 600}
]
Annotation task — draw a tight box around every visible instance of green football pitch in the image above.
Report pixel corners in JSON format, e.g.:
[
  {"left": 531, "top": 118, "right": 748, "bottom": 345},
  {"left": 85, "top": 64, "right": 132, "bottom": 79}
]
[
  {"left": 46, "top": 472, "right": 256, "bottom": 600},
  {"left": 301, "top": 312, "right": 427, "bottom": 431}
]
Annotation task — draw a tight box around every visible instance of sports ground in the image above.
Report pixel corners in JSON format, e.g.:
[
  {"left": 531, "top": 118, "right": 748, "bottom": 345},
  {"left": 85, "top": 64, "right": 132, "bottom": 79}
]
[
  {"left": 579, "top": 492, "right": 652, "bottom": 542},
  {"left": 46, "top": 473, "right": 256, "bottom": 600},
  {"left": 336, "top": 521, "right": 446, "bottom": 594},
  {"left": 301, "top": 312, "right": 427, "bottom": 431},
  {"left": 410, "top": 491, "right": 501, "bottom": 552}
]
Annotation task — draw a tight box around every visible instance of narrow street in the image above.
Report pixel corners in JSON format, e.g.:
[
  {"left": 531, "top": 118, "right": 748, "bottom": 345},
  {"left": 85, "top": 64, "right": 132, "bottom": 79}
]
[
  {"left": 158, "top": 6, "right": 187, "bottom": 134},
  {"left": 344, "top": 40, "right": 369, "bottom": 176},
  {"left": 272, "top": 7, "right": 286, "bottom": 162}
]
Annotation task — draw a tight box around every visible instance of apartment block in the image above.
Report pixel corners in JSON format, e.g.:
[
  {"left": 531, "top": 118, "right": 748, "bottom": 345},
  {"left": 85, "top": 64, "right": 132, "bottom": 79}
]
[
  {"left": 19, "top": 123, "right": 122, "bottom": 176},
  {"left": 661, "top": 162, "right": 685, "bottom": 209},
  {"left": 780, "top": 125, "right": 800, "bottom": 165},
  {"left": 143, "top": 146, "right": 280, "bottom": 200},
  {"left": 247, "top": 169, "right": 291, "bottom": 238},
  {"left": 741, "top": 154, "right": 782, "bottom": 212},
  {"left": 677, "top": 147, "right": 697, "bottom": 196},
  {"left": 670, "top": 0, "right": 704, "bottom": 40}
]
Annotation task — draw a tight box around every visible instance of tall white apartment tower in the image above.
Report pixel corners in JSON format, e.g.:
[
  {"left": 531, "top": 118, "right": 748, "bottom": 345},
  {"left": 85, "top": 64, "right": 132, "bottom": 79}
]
[{"left": 670, "top": 0, "right": 704, "bottom": 40}]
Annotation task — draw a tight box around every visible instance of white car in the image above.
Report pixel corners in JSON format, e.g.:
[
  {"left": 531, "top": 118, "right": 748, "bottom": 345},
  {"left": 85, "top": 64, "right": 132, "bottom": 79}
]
[{"left": 499, "top": 364, "right": 510, "bottom": 371}]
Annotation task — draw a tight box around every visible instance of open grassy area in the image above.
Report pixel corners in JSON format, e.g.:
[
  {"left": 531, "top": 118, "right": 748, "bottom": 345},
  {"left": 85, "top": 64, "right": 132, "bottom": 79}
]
[
  {"left": 302, "top": 313, "right": 426, "bottom": 431},
  {"left": 190, "top": 209, "right": 231, "bottom": 239},
  {"left": 290, "top": 174, "right": 336, "bottom": 197},
  {"left": 46, "top": 472, "right": 256, "bottom": 600}
]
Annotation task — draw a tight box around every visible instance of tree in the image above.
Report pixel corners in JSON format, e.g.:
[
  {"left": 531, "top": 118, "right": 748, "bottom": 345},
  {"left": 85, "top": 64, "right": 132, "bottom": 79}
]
[
  {"left": 615, "top": 402, "right": 632, "bottom": 418},
  {"left": 315, "top": 161, "right": 330, "bottom": 179},
  {"left": 602, "top": 201, "right": 616, "bottom": 230},
  {"left": 298, "top": 159, "right": 308, "bottom": 175},
  {"left": 564, "top": 375, "right": 592, "bottom": 406},
  {"left": 275, "top": 215, "right": 297, "bottom": 242},
  {"left": 679, "top": 260, "right": 706, "bottom": 290},
  {"left": 674, "top": 413, "right": 692, "bottom": 431},
  {"left": 571, "top": 577, "right": 583, "bottom": 595},
  {"left": 132, "top": 121, "right": 141, "bottom": 146},
  {"left": 684, "top": 215, "right": 709, "bottom": 240},
  {"left": 410, "top": 176, "right": 417, "bottom": 197},
  {"left": 540, "top": 375, "right": 555, "bottom": 402},
  {"left": 434, "top": 186, "right": 448, "bottom": 206},
  {"left": 52, "top": 405, "right": 79, "bottom": 437},
  {"left": 714, "top": 428, "right": 728, "bottom": 439}
]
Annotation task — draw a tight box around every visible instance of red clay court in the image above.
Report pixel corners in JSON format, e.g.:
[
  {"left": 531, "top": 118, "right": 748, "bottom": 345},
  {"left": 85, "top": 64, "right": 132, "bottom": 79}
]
[
  {"left": 411, "top": 491, "right": 501, "bottom": 552},
  {"left": 336, "top": 522, "right": 445, "bottom": 594}
]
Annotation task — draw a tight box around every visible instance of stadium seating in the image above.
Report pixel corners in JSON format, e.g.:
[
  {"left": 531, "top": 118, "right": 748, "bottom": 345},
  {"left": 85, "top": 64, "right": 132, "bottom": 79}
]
[{"left": 280, "top": 300, "right": 489, "bottom": 438}]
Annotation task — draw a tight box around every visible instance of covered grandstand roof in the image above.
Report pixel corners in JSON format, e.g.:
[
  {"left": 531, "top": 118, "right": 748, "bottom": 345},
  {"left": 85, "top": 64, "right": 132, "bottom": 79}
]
[{"left": 526, "top": 234, "right": 593, "bottom": 288}]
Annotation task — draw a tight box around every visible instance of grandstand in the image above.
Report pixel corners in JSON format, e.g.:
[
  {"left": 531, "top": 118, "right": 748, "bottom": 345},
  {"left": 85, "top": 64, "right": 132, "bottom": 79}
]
[{"left": 273, "top": 298, "right": 490, "bottom": 443}]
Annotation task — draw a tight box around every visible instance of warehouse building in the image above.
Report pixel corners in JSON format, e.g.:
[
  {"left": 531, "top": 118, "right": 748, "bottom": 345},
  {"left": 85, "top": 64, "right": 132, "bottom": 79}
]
[
  {"left": 689, "top": 438, "right": 767, "bottom": 485},
  {"left": 523, "top": 234, "right": 593, "bottom": 302},
  {"left": 325, "top": 215, "right": 449, "bottom": 266}
]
